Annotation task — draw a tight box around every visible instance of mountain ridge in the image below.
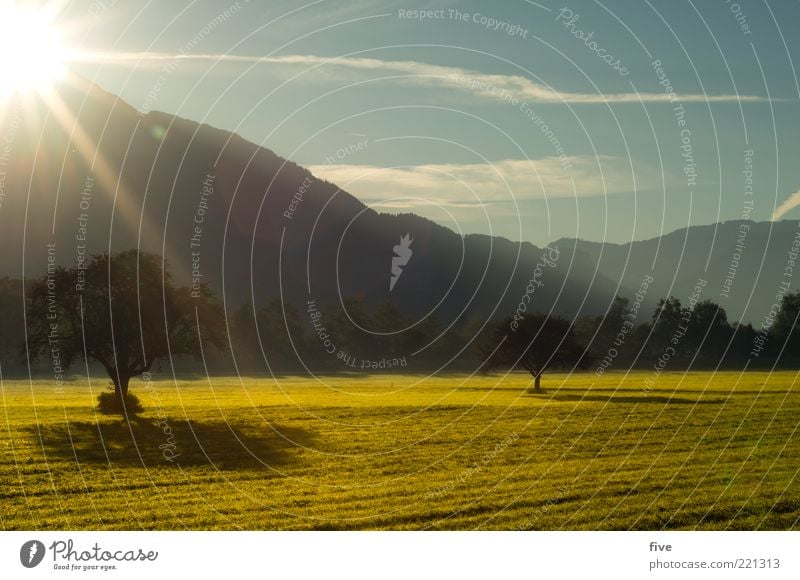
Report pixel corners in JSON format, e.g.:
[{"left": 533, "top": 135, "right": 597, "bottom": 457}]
[{"left": 0, "top": 76, "right": 795, "bottom": 325}]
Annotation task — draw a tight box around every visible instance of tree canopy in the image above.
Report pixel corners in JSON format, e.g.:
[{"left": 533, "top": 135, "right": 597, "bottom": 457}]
[
  {"left": 479, "top": 313, "right": 588, "bottom": 391},
  {"left": 24, "top": 250, "right": 225, "bottom": 414}
]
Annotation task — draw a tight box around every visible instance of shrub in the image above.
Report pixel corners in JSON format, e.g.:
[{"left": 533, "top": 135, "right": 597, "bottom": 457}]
[{"left": 96, "top": 391, "right": 143, "bottom": 416}]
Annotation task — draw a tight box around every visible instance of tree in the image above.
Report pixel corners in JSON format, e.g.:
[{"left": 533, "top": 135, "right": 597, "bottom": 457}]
[
  {"left": 647, "top": 297, "right": 688, "bottom": 360},
  {"left": 731, "top": 321, "right": 757, "bottom": 364},
  {"left": 402, "top": 311, "right": 447, "bottom": 366},
  {"left": 322, "top": 297, "right": 376, "bottom": 359},
  {"left": 0, "top": 278, "right": 25, "bottom": 372},
  {"left": 256, "top": 299, "right": 307, "bottom": 369},
  {"left": 230, "top": 301, "right": 260, "bottom": 370},
  {"left": 686, "top": 300, "right": 732, "bottom": 364},
  {"left": 576, "top": 295, "right": 630, "bottom": 360},
  {"left": 479, "top": 313, "right": 588, "bottom": 391},
  {"left": 772, "top": 291, "right": 800, "bottom": 361},
  {"left": 24, "top": 250, "right": 225, "bottom": 414},
  {"left": 372, "top": 302, "right": 409, "bottom": 358}
]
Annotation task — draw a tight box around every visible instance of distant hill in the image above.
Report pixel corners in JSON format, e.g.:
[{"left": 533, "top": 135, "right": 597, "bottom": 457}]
[
  {"left": 0, "top": 75, "right": 794, "bottom": 328},
  {"left": 0, "top": 75, "right": 622, "bottom": 330},
  {"left": 557, "top": 219, "right": 800, "bottom": 323}
]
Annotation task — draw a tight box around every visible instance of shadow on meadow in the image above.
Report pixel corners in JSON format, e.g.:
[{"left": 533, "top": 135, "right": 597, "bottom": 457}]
[
  {"left": 27, "top": 417, "right": 315, "bottom": 470},
  {"left": 554, "top": 386, "right": 795, "bottom": 397},
  {"left": 529, "top": 392, "right": 724, "bottom": 405}
]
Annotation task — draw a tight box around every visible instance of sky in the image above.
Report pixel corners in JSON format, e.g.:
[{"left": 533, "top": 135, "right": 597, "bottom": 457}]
[{"left": 51, "top": 0, "right": 800, "bottom": 246}]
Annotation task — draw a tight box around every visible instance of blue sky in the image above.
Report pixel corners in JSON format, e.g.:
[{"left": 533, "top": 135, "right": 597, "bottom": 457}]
[{"left": 60, "top": 0, "right": 800, "bottom": 246}]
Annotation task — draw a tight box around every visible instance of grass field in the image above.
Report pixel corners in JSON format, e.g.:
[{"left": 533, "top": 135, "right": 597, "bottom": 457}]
[{"left": 1, "top": 371, "right": 798, "bottom": 530}]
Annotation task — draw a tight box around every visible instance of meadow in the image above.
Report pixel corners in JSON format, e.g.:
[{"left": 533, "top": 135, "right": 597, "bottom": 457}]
[{"left": 1, "top": 371, "right": 798, "bottom": 530}]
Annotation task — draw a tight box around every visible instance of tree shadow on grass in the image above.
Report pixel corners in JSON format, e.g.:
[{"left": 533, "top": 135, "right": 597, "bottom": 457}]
[
  {"left": 554, "top": 386, "right": 796, "bottom": 397},
  {"left": 27, "top": 418, "right": 315, "bottom": 470},
  {"left": 529, "top": 392, "right": 724, "bottom": 405}
]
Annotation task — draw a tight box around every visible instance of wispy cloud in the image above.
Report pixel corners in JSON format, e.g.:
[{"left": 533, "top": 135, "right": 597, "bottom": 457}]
[
  {"left": 772, "top": 190, "right": 800, "bottom": 221},
  {"left": 307, "top": 156, "right": 665, "bottom": 212},
  {"left": 72, "top": 51, "right": 765, "bottom": 105}
]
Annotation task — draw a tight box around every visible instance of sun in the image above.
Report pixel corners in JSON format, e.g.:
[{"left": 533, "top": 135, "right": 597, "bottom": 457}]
[{"left": 0, "top": 3, "right": 67, "bottom": 100}]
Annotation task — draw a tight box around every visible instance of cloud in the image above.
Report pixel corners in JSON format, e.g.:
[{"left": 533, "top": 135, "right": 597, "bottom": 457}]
[
  {"left": 772, "top": 190, "right": 800, "bottom": 221},
  {"left": 74, "top": 51, "right": 765, "bottom": 105},
  {"left": 307, "top": 156, "right": 664, "bottom": 212}
]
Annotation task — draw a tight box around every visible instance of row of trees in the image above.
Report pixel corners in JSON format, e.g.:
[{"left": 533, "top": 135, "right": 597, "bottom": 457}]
[
  {"left": 229, "top": 298, "right": 464, "bottom": 371},
  {"left": 577, "top": 294, "right": 800, "bottom": 368},
  {"left": 481, "top": 294, "right": 800, "bottom": 391},
  {"left": 7, "top": 251, "right": 800, "bottom": 412}
]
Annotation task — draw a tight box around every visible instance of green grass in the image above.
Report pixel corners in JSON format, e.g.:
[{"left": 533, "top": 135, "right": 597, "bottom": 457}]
[{"left": 1, "top": 371, "right": 798, "bottom": 530}]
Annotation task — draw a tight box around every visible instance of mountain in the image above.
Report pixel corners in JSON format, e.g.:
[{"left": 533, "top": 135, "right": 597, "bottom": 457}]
[
  {"left": 557, "top": 219, "right": 800, "bottom": 324},
  {"left": 0, "top": 75, "right": 623, "bottom": 333},
  {"left": 0, "top": 75, "right": 793, "bottom": 333}
]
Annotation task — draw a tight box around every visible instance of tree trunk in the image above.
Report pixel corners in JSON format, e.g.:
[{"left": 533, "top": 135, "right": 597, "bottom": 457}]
[
  {"left": 529, "top": 371, "right": 542, "bottom": 392},
  {"left": 114, "top": 375, "right": 130, "bottom": 404}
]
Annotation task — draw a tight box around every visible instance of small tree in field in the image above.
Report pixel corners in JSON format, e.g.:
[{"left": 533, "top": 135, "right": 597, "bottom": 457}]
[
  {"left": 479, "top": 313, "right": 588, "bottom": 392},
  {"left": 24, "top": 250, "right": 225, "bottom": 415}
]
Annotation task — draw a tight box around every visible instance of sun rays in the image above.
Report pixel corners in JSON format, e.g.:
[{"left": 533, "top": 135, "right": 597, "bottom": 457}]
[{"left": 0, "top": 2, "right": 69, "bottom": 101}]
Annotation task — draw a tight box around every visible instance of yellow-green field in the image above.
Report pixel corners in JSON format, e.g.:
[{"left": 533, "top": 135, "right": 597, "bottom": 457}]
[{"left": 1, "top": 371, "right": 798, "bottom": 530}]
